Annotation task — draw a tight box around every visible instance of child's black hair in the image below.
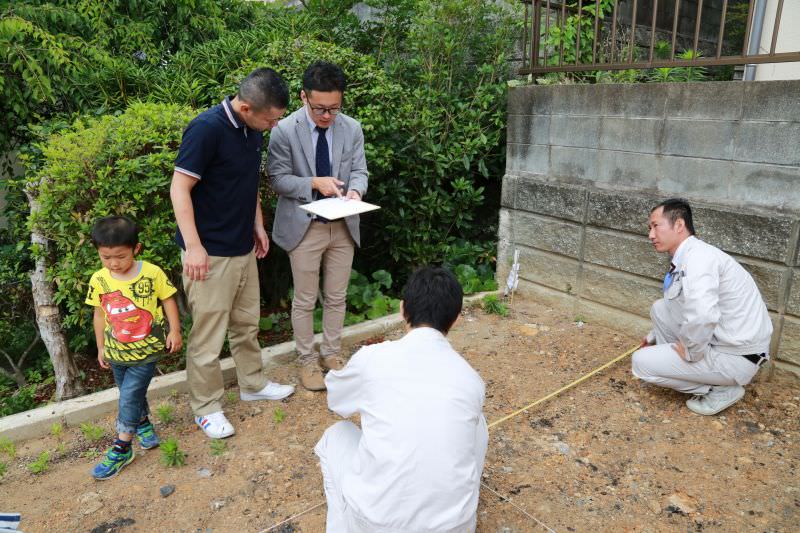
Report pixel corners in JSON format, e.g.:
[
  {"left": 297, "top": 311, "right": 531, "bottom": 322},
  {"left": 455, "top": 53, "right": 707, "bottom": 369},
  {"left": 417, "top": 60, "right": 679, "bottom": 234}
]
[{"left": 90, "top": 215, "right": 140, "bottom": 249}]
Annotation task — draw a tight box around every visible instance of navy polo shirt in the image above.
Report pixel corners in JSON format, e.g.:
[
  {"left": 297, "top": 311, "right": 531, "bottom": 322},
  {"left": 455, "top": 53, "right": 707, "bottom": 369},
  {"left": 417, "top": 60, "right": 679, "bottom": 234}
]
[{"left": 174, "top": 96, "right": 263, "bottom": 257}]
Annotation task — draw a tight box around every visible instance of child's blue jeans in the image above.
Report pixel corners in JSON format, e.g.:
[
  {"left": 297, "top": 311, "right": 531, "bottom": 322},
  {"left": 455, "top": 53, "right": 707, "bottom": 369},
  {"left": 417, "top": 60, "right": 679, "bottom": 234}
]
[{"left": 110, "top": 361, "right": 156, "bottom": 435}]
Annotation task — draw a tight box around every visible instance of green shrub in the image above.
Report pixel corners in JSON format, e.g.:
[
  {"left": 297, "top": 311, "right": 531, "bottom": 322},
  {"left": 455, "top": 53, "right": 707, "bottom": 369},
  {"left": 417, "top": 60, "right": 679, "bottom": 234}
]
[
  {"left": 452, "top": 264, "right": 498, "bottom": 295},
  {"left": 15, "top": 2, "right": 514, "bottom": 365},
  {"left": 160, "top": 437, "right": 186, "bottom": 467},
  {"left": 0, "top": 384, "right": 37, "bottom": 417},
  {"left": 346, "top": 270, "right": 401, "bottom": 321},
  {"left": 22, "top": 103, "right": 196, "bottom": 350},
  {"left": 0, "top": 0, "right": 262, "bottom": 152}
]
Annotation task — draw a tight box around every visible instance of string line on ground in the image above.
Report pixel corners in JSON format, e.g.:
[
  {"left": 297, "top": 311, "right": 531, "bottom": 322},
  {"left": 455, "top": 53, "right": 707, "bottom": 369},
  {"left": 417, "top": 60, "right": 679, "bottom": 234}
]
[
  {"left": 487, "top": 344, "right": 639, "bottom": 429},
  {"left": 481, "top": 481, "right": 557, "bottom": 533},
  {"left": 263, "top": 344, "right": 640, "bottom": 531},
  {"left": 261, "top": 501, "right": 326, "bottom": 532}
]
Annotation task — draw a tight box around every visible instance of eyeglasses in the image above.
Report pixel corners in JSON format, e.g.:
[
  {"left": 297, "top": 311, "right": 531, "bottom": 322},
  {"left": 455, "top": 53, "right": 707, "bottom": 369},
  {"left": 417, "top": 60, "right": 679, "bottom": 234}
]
[{"left": 309, "top": 106, "right": 342, "bottom": 117}]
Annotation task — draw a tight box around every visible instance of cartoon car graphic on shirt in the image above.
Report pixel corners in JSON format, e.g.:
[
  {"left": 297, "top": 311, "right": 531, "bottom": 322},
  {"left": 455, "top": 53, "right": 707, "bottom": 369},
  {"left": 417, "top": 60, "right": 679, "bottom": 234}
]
[{"left": 101, "top": 291, "right": 153, "bottom": 343}]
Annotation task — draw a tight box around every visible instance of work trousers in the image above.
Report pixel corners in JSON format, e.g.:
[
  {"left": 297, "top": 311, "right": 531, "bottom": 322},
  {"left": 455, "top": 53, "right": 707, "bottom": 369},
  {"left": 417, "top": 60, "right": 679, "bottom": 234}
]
[
  {"left": 288, "top": 220, "right": 354, "bottom": 365},
  {"left": 314, "top": 421, "right": 483, "bottom": 533},
  {"left": 183, "top": 251, "right": 267, "bottom": 415},
  {"left": 631, "top": 298, "right": 759, "bottom": 395}
]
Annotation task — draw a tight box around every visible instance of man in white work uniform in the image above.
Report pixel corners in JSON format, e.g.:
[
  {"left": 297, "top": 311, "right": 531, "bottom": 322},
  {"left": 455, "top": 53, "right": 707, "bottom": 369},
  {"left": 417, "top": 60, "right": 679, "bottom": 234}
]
[
  {"left": 314, "top": 266, "right": 488, "bottom": 532},
  {"left": 632, "top": 198, "right": 773, "bottom": 416}
]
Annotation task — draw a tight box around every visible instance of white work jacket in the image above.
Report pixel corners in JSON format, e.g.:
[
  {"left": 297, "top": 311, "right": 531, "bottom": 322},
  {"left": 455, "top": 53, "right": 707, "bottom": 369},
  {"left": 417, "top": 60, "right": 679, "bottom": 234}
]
[
  {"left": 654, "top": 236, "right": 773, "bottom": 362},
  {"left": 325, "top": 327, "right": 488, "bottom": 532}
]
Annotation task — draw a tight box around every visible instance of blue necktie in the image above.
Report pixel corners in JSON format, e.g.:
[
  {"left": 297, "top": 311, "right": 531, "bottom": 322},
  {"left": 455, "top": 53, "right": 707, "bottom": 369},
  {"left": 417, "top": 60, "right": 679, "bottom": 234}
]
[
  {"left": 663, "top": 262, "right": 676, "bottom": 292},
  {"left": 313, "top": 126, "right": 332, "bottom": 222},
  {"left": 315, "top": 126, "right": 331, "bottom": 179}
]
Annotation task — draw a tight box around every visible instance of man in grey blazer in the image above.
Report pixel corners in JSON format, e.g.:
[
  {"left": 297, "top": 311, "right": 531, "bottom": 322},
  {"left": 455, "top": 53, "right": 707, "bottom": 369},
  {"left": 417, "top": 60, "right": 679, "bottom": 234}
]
[{"left": 268, "top": 61, "right": 368, "bottom": 391}]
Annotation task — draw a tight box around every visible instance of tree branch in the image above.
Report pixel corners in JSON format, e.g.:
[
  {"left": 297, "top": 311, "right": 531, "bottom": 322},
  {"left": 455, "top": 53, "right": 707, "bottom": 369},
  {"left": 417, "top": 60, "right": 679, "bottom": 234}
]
[{"left": 17, "top": 329, "right": 41, "bottom": 370}]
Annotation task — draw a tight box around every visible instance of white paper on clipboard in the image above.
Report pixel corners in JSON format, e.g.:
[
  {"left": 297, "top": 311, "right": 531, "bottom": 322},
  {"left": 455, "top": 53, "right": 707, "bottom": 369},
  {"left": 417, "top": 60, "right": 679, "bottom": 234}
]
[{"left": 299, "top": 197, "right": 381, "bottom": 220}]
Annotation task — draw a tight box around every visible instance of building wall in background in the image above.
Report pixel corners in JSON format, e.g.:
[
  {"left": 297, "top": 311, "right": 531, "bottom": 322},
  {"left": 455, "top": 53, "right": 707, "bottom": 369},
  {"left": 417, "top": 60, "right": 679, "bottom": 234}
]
[
  {"left": 499, "top": 81, "right": 800, "bottom": 375},
  {"left": 754, "top": 0, "right": 800, "bottom": 81}
]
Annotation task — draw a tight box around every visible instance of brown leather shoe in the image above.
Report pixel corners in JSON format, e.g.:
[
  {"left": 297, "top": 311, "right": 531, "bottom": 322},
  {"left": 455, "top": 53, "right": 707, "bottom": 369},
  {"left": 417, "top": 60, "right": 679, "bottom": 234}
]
[
  {"left": 300, "top": 364, "right": 326, "bottom": 391},
  {"left": 321, "top": 356, "right": 346, "bottom": 371}
]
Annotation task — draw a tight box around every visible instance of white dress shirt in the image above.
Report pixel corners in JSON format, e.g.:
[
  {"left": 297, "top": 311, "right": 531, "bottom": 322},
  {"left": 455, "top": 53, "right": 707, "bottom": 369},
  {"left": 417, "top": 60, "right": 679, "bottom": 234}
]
[
  {"left": 325, "top": 327, "right": 488, "bottom": 532},
  {"left": 305, "top": 107, "right": 333, "bottom": 168},
  {"left": 658, "top": 236, "right": 773, "bottom": 362}
]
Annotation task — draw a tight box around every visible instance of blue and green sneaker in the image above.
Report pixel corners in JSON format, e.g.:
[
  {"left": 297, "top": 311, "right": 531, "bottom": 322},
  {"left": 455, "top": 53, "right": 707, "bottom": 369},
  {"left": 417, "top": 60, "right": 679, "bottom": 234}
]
[
  {"left": 135, "top": 421, "right": 160, "bottom": 449},
  {"left": 92, "top": 445, "right": 134, "bottom": 480}
]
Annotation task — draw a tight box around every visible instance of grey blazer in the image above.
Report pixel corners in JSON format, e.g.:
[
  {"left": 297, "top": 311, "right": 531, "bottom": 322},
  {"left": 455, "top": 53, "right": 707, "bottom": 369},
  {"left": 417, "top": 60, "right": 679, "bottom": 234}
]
[{"left": 267, "top": 107, "right": 369, "bottom": 252}]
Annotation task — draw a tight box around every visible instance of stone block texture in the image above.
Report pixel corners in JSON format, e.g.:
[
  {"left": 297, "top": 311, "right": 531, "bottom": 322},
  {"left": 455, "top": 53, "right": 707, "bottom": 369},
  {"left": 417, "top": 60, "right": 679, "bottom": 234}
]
[{"left": 502, "top": 80, "right": 800, "bottom": 368}]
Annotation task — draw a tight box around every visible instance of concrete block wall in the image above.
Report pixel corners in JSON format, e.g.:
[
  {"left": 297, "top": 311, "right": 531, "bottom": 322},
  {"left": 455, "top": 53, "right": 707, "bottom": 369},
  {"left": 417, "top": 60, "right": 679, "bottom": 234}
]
[{"left": 499, "top": 80, "right": 800, "bottom": 374}]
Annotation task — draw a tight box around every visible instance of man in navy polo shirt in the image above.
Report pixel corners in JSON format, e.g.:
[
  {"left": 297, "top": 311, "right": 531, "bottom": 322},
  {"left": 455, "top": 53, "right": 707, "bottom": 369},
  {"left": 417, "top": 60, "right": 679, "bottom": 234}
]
[{"left": 170, "top": 67, "right": 295, "bottom": 439}]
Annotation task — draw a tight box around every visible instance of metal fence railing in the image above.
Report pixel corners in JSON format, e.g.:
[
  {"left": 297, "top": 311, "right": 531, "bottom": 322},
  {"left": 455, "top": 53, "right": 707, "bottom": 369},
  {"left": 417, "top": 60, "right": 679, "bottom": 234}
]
[{"left": 520, "top": 0, "right": 800, "bottom": 75}]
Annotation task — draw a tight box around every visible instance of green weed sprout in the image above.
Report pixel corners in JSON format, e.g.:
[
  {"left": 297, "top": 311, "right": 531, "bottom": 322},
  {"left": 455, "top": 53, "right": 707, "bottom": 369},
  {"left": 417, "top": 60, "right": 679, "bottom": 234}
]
[
  {"left": 273, "top": 407, "right": 286, "bottom": 424},
  {"left": 160, "top": 437, "right": 186, "bottom": 467},
  {"left": 28, "top": 451, "right": 50, "bottom": 474},
  {"left": 156, "top": 403, "right": 175, "bottom": 424},
  {"left": 0, "top": 437, "right": 16, "bottom": 458},
  {"left": 225, "top": 391, "right": 237, "bottom": 404},
  {"left": 50, "top": 423, "right": 63, "bottom": 438},
  {"left": 482, "top": 294, "right": 509, "bottom": 317},
  {"left": 0, "top": 460, "right": 7, "bottom": 477},
  {"left": 80, "top": 423, "right": 105, "bottom": 442},
  {"left": 210, "top": 439, "right": 226, "bottom": 456}
]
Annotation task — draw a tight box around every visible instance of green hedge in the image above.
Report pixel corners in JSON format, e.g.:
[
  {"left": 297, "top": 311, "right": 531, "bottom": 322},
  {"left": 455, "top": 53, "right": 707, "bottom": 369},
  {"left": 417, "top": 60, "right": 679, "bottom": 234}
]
[
  {"left": 24, "top": 37, "right": 402, "bottom": 350},
  {"left": 25, "top": 102, "right": 196, "bottom": 349}
]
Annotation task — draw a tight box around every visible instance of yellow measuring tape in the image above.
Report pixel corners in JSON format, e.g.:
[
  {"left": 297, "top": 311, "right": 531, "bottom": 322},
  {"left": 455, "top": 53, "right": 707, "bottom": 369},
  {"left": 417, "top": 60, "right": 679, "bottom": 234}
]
[{"left": 487, "top": 344, "right": 639, "bottom": 430}]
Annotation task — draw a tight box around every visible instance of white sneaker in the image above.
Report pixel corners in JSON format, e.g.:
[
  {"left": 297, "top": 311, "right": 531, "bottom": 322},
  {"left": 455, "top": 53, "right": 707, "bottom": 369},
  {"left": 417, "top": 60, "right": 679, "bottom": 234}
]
[
  {"left": 195, "top": 411, "right": 235, "bottom": 439},
  {"left": 240, "top": 381, "right": 295, "bottom": 401},
  {"left": 686, "top": 385, "right": 745, "bottom": 416}
]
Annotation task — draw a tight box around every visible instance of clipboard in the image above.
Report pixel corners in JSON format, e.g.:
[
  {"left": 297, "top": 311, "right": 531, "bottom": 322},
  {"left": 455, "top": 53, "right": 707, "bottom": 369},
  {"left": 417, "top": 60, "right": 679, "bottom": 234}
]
[{"left": 299, "top": 198, "right": 381, "bottom": 220}]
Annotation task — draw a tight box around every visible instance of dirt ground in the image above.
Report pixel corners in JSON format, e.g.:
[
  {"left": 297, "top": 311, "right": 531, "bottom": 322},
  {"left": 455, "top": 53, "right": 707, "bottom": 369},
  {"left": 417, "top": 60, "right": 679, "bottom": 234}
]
[{"left": 2, "top": 299, "right": 799, "bottom": 532}]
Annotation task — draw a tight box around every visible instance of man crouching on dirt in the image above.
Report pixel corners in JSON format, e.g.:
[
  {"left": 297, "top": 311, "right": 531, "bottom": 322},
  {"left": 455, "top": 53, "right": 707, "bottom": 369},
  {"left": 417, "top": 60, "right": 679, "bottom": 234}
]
[
  {"left": 314, "top": 266, "right": 488, "bottom": 532},
  {"left": 632, "top": 198, "right": 773, "bottom": 416}
]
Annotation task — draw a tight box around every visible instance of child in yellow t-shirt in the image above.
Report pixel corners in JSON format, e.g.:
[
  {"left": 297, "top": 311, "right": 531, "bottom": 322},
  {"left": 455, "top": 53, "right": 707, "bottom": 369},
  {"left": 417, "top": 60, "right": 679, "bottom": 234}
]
[{"left": 85, "top": 215, "right": 182, "bottom": 480}]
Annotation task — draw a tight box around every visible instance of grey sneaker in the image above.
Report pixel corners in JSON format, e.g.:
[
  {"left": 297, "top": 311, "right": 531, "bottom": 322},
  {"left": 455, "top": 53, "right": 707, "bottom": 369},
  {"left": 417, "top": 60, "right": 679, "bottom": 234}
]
[{"left": 686, "top": 385, "right": 745, "bottom": 416}]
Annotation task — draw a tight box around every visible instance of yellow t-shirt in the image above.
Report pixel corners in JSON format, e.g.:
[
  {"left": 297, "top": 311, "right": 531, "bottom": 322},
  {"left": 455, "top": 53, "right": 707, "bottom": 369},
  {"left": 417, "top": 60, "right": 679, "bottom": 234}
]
[{"left": 85, "top": 261, "right": 178, "bottom": 365}]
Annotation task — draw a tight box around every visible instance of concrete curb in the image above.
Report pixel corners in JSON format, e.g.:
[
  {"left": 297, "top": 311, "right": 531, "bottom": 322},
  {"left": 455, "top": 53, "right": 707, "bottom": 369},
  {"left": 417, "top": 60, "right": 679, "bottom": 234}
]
[{"left": 0, "top": 291, "right": 496, "bottom": 442}]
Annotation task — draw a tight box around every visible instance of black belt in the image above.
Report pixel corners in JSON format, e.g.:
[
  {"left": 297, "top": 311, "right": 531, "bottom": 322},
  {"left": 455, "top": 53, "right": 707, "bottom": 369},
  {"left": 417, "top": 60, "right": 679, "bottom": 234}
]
[{"left": 743, "top": 353, "right": 767, "bottom": 366}]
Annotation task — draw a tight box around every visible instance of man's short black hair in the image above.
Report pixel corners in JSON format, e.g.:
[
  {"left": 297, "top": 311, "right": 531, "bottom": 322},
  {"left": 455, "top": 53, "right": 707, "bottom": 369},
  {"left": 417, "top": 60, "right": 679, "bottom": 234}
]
[
  {"left": 652, "top": 198, "right": 696, "bottom": 235},
  {"left": 90, "top": 216, "right": 139, "bottom": 249},
  {"left": 238, "top": 67, "right": 290, "bottom": 111},
  {"left": 302, "top": 61, "right": 347, "bottom": 94},
  {"left": 401, "top": 267, "right": 463, "bottom": 334}
]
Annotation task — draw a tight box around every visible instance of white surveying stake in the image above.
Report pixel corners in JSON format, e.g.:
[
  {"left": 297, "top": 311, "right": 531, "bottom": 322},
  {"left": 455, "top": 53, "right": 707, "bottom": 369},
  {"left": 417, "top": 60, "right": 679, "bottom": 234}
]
[{"left": 504, "top": 248, "right": 520, "bottom": 307}]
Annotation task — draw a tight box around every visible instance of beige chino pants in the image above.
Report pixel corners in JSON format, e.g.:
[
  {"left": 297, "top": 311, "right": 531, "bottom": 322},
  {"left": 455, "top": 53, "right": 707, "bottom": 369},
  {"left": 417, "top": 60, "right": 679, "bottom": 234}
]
[
  {"left": 288, "top": 220, "right": 354, "bottom": 365},
  {"left": 183, "top": 251, "right": 267, "bottom": 415}
]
